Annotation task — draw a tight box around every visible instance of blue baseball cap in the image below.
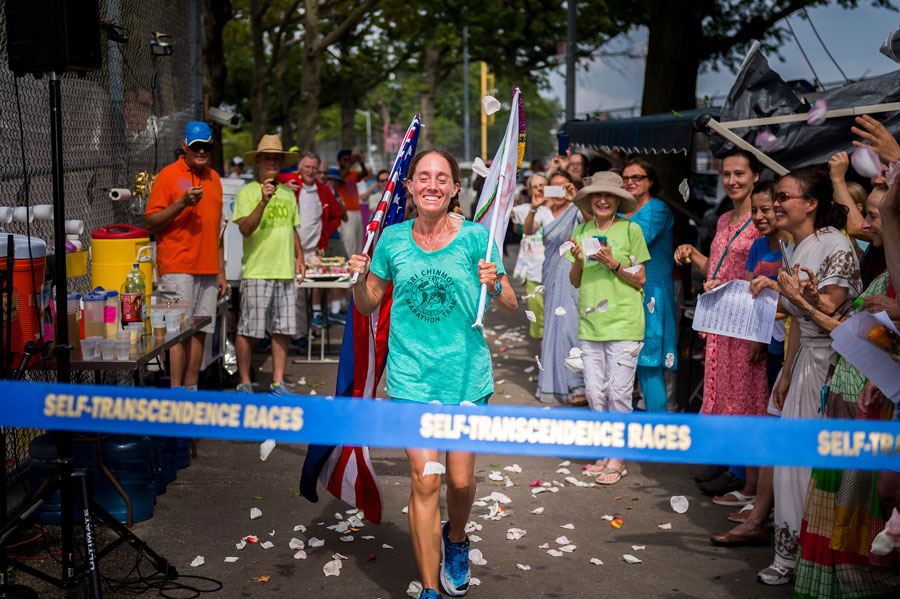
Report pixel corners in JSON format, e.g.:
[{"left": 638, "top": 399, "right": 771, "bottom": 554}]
[
  {"left": 184, "top": 121, "right": 213, "bottom": 145},
  {"left": 327, "top": 166, "right": 345, "bottom": 183}
]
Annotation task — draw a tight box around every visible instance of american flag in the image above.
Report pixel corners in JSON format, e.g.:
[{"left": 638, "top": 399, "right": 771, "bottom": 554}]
[{"left": 299, "top": 115, "right": 421, "bottom": 524}]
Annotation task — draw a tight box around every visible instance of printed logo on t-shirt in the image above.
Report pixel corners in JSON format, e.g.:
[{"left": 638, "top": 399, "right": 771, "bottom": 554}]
[
  {"left": 259, "top": 201, "right": 295, "bottom": 230},
  {"left": 408, "top": 268, "right": 456, "bottom": 323},
  {"left": 177, "top": 177, "right": 192, "bottom": 192}
]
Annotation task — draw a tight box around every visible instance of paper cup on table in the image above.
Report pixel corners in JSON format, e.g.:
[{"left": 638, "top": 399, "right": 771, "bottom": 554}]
[
  {"left": 115, "top": 339, "right": 130, "bottom": 361},
  {"left": 99, "top": 339, "right": 116, "bottom": 360},
  {"left": 12, "top": 206, "right": 33, "bottom": 223},
  {"left": 32, "top": 204, "right": 53, "bottom": 220},
  {"left": 65, "top": 220, "right": 84, "bottom": 235},
  {"left": 0, "top": 207, "right": 13, "bottom": 224}
]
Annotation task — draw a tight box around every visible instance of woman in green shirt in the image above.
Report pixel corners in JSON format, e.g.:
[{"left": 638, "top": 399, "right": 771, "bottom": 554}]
[
  {"left": 568, "top": 172, "right": 650, "bottom": 485},
  {"left": 348, "top": 149, "right": 518, "bottom": 599}
]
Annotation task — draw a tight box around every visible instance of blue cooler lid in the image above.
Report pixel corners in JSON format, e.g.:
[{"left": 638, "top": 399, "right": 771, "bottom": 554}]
[{"left": 0, "top": 234, "right": 46, "bottom": 259}]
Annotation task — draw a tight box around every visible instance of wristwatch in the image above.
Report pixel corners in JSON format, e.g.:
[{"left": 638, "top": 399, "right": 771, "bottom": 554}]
[
  {"left": 612, "top": 263, "right": 621, "bottom": 274},
  {"left": 528, "top": 208, "right": 538, "bottom": 213},
  {"left": 803, "top": 306, "right": 817, "bottom": 321}
]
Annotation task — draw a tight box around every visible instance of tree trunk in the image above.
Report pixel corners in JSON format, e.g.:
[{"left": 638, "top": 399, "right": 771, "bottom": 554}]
[
  {"left": 249, "top": 0, "right": 269, "bottom": 144},
  {"left": 277, "top": 60, "right": 295, "bottom": 148},
  {"left": 201, "top": 0, "right": 232, "bottom": 175},
  {"left": 295, "top": 0, "right": 321, "bottom": 150},
  {"left": 419, "top": 42, "right": 440, "bottom": 150}
]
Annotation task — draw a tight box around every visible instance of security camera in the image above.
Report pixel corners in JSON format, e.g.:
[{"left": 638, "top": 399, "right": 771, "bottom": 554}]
[
  {"left": 209, "top": 106, "right": 242, "bottom": 128},
  {"left": 880, "top": 25, "right": 900, "bottom": 63}
]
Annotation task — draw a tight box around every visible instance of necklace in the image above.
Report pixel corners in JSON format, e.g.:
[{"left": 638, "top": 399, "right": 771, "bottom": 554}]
[
  {"left": 417, "top": 216, "right": 448, "bottom": 252},
  {"left": 594, "top": 215, "right": 616, "bottom": 231}
]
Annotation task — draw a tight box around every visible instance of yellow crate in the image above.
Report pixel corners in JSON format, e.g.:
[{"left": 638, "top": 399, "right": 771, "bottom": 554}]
[{"left": 65, "top": 250, "right": 88, "bottom": 278}]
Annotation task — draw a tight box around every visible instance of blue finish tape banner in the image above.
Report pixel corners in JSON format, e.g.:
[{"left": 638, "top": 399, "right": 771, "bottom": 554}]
[{"left": 1, "top": 381, "right": 899, "bottom": 470}]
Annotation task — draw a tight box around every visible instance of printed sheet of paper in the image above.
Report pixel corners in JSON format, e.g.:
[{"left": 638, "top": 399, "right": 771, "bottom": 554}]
[
  {"left": 830, "top": 311, "right": 900, "bottom": 402},
  {"left": 692, "top": 280, "right": 777, "bottom": 343}
]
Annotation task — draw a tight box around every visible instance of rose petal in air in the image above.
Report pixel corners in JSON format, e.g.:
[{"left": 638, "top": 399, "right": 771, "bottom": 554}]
[
  {"left": 806, "top": 99, "right": 827, "bottom": 126},
  {"left": 554, "top": 306, "right": 566, "bottom": 316},
  {"left": 851, "top": 146, "right": 883, "bottom": 179},
  {"left": 678, "top": 179, "right": 690, "bottom": 201},
  {"left": 754, "top": 131, "right": 777, "bottom": 152},
  {"left": 647, "top": 297, "right": 656, "bottom": 313},
  {"left": 422, "top": 461, "right": 446, "bottom": 477},
  {"left": 259, "top": 439, "right": 276, "bottom": 461},
  {"left": 670, "top": 496, "right": 689, "bottom": 513},
  {"left": 525, "top": 310, "right": 536, "bottom": 322},
  {"left": 472, "top": 157, "right": 490, "bottom": 178},
  {"left": 558, "top": 241, "right": 575, "bottom": 257},
  {"left": 482, "top": 95, "right": 502, "bottom": 115},
  {"left": 665, "top": 353, "right": 675, "bottom": 368},
  {"left": 535, "top": 355, "right": 544, "bottom": 371}
]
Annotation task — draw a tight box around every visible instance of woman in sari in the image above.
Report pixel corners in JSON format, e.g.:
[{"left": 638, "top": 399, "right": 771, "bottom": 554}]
[{"left": 525, "top": 169, "right": 585, "bottom": 405}]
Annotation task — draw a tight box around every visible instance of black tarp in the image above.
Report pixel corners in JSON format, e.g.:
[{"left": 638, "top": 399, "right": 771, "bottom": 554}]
[{"left": 709, "top": 45, "right": 900, "bottom": 169}]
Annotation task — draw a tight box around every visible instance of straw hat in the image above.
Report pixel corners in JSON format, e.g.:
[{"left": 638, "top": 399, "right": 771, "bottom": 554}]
[
  {"left": 242, "top": 135, "right": 299, "bottom": 167},
  {"left": 573, "top": 171, "right": 636, "bottom": 214}
]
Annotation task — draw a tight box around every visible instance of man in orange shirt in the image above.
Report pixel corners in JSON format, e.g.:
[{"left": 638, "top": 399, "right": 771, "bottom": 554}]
[{"left": 145, "top": 121, "right": 227, "bottom": 391}]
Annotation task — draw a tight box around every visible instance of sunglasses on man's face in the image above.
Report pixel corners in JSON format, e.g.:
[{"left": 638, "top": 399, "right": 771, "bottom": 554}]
[
  {"left": 188, "top": 142, "right": 213, "bottom": 153},
  {"left": 377, "top": 178, "right": 389, "bottom": 184}
]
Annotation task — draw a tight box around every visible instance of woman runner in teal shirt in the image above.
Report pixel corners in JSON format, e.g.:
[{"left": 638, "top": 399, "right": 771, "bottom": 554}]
[{"left": 348, "top": 150, "right": 517, "bottom": 599}]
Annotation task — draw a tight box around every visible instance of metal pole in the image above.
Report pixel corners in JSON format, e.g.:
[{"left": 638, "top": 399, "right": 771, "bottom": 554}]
[
  {"left": 463, "top": 26, "right": 470, "bottom": 162},
  {"left": 565, "top": 0, "right": 576, "bottom": 122},
  {"left": 480, "top": 62, "right": 487, "bottom": 160},
  {"left": 49, "top": 73, "right": 70, "bottom": 384}
]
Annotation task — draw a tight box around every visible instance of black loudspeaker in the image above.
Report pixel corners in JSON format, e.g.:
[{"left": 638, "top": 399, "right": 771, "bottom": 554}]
[{"left": 4, "top": 0, "right": 102, "bottom": 77}]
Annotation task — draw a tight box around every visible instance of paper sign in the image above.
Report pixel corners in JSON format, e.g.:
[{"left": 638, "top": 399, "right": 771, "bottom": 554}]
[
  {"left": 830, "top": 311, "right": 900, "bottom": 401},
  {"left": 544, "top": 185, "right": 564, "bottom": 198},
  {"left": 692, "top": 280, "right": 777, "bottom": 343},
  {"left": 582, "top": 237, "right": 603, "bottom": 257}
]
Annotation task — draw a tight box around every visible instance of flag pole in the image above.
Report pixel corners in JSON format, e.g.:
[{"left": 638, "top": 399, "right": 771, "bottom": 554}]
[
  {"left": 472, "top": 115, "right": 514, "bottom": 328},
  {"left": 349, "top": 115, "right": 420, "bottom": 285}
]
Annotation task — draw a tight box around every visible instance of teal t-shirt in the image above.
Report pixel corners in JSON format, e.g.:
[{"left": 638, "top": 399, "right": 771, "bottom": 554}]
[
  {"left": 370, "top": 219, "right": 505, "bottom": 404},
  {"left": 233, "top": 182, "right": 300, "bottom": 279},
  {"left": 566, "top": 218, "right": 650, "bottom": 341}
]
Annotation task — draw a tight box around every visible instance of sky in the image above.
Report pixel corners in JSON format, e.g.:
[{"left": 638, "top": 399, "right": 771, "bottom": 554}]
[{"left": 546, "top": 3, "right": 900, "bottom": 118}]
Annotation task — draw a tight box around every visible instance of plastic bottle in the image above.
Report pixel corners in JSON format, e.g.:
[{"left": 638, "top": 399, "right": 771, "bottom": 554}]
[
  {"left": 120, "top": 274, "right": 143, "bottom": 326},
  {"left": 130, "top": 264, "right": 147, "bottom": 329}
]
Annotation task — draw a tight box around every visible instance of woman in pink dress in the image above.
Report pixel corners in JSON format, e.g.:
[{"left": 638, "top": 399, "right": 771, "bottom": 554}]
[{"left": 675, "top": 149, "right": 769, "bottom": 496}]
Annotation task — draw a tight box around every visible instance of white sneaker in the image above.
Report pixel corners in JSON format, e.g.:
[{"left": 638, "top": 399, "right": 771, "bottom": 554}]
[{"left": 757, "top": 561, "right": 793, "bottom": 585}]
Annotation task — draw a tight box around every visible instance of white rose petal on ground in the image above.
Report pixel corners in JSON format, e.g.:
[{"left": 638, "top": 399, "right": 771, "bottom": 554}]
[
  {"left": 482, "top": 95, "right": 501, "bottom": 115},
  {"left": 504, "top": 476, "right": 514, "bottom": 487},
  {"left": 293, "top": 524, "right": 307, "bottom": 533},
  {"left": 323, "top": 559, "right": 342, "bottom": 577},
  {"left": 470, "top": 535, "right": 482, "bottom": 542},
  {"left": 465, "top": 521, "right": 483, "bottom": 534},
  {"left": 565, "top": 476, "right": 596, "bottom": 488},
  {"left": 678, "top": 179, "right": 690, "bottom": 201},
  {"left": 622, "top": 554, "right": 642, "bottom": 564},
  {"left": 402, "top": 506, "right": 409, "bottom": 514},
  {"left": 469, "top": 548, "right": 487, "bottom": 565},
  {"left": 547, "top": 549, "right": 564, "bottom": 557},
  {"left": 259, "top": 541, "right": 274, "bottom": 549},
  {"left": 422, "top": 461, "right": 446, "bottom": 477},
  {"left": 538, "top": 543, "right": 550, "bottom": 549},
  {"left": 504, "top": 464, "right": 522, "bottom": 473},
  {"left": 560, "top": 523, "right": 575, "bottom": 529},
  {"left": 259, "top": 439, "right": 276, "bottom": 461},
  {"left": 532, "top": 486, "right": 548, "bottom": 494},
  {"left": 289, "top": 538, "right": 305, "bottom": 550},
  {"left": 658, "top": 522, "right": 672, "bottom": 530},
  {"left": 224, "top": 556, "right": 239, "bottom": 563},
  {"left": 293, "top": 550, "right": 307, "bottom": 560},
  {"left": 190, "top": 556, "right": 204, "bottom": 567},
  {"left": 590, "top": 557, "right": 604, "bottom": 566},
  {"left": 340, "top": 535, "right": 354, "bottom": 543},
  {"left": 517, "top": 564, "right": 532, "bottom": 571},
  {"left": 383, "top": 544, "right": 394, "bottom": 549},
  {"left": 507, "top": 528, "right": 527, "bottom": 540},
  {"left": 472, "top": 157, "right": 490, "bottom": 178},
  {"left": 601, "top": 515, "right": 614, "bottom": 521},
  {"left": 531, "top": 507, "right": 545, "bottom": 514},
  {"left": 559, "top": 460, "right": 571, "bottom": 467},
  {"left": 250, "top": 507, "right": 262, "bottom": 520},
  {"left": 524, "top": 365, "right": 536, "bottom": 373},
  {"left": 555, "top": 536, "right": 570, "bottom": 545},
  {"left": 556, "top": 467, "right": 571, "bottom": 475},
  {"left": 308, "top": 537, "right": 325, "bottom": 548},
  {"left": 489, "top": 492, "right": 512, "bottom": 504},
  {"left": 406, "top": 581, "right": 423, "bottom": 598},
  {"left": 236, "top": 540, "right": 246, "bottom": 550},
  {"left": 361, "top": 535, "right": 375, "bottom": 540},
  {"left": 559, "top": 545, "right": 577, "bottom": 553},
  {"left": 631, "top": 545, "right": 646, "bottom": 551},
  {"left": 670, "top": 496, "right": 689, "bottom": 513},
  {"left": 488, "top": 471, "right": 504, "bottom": 481},
  {"left": 470, "top": 577, "right": 481, "bottom": 586},
  {"left": 268, "top": 529, "right": 275, "bottom": 537}
]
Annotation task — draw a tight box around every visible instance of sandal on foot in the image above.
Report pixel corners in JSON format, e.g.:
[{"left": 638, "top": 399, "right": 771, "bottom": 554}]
[
  {"left": 713, "top": 490, "right": 756, "bottom": 506},
  {"left": 596, "top": 466, "right": 627, "bottom": 485},
  {"left": 757, "top": 562, "right": 793, "bottom": 586},
  {"left": 584, "top": 459, "right": 609, "bottom": 474},
  {"left": 727, "top": 502, "right": 755, "bottom": 523}
]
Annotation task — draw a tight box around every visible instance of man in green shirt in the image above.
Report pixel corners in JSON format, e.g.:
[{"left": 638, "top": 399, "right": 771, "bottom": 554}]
[{"left": 233, "top": 135, "right": 306, "bottom": 394}]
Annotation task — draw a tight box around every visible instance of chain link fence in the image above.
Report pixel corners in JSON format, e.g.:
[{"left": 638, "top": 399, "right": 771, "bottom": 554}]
[{"left": 0, "top": 0, "right": 203, "bottom": 493}]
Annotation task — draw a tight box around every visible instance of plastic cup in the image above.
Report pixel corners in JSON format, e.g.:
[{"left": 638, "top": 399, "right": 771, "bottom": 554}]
[
  {"left": 115, "top": 339, "right": 130, "bottom": 361},
  {"left": 127, "top": 323, "right": 143, "bottom": 344},
  {"left": 99, "top": 339, "right": 116, "bottom": 360},
  {"left": 80, "top": 337, "right": 99, "bottom": 360},
  {"left": 164, "top": 312, "right": 180, "bottom": 335},
  {"left": 116, "top": 330, "right": 131, "bottom": 341}
]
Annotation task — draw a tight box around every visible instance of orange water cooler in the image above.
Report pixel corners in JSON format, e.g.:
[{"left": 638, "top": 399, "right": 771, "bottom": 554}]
[{"left": 0, "top": 234, "right": 48, "bottom": 369}]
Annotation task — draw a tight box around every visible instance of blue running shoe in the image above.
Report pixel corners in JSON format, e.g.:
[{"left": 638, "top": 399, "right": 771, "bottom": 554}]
[
  {"left": 440, "top": 521, "right": 470, "bottom": 596},
  {"left": 290, "top": 336, "right": 309, "bottom": 351},
  {"left": 329, "top": 311, "right": 347, "bottom": 325},
  {"left": 311, "top": 315, "right": 325, "bottom": 329},
  {"left": 269, "top": 382, "right": 294, "bottom": 395},
  {"left": 236, "top": 383, "right": 253, "bottom": 393},
  {"left": 419, "top": 589, "right": 443, "bottom": 599}
]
